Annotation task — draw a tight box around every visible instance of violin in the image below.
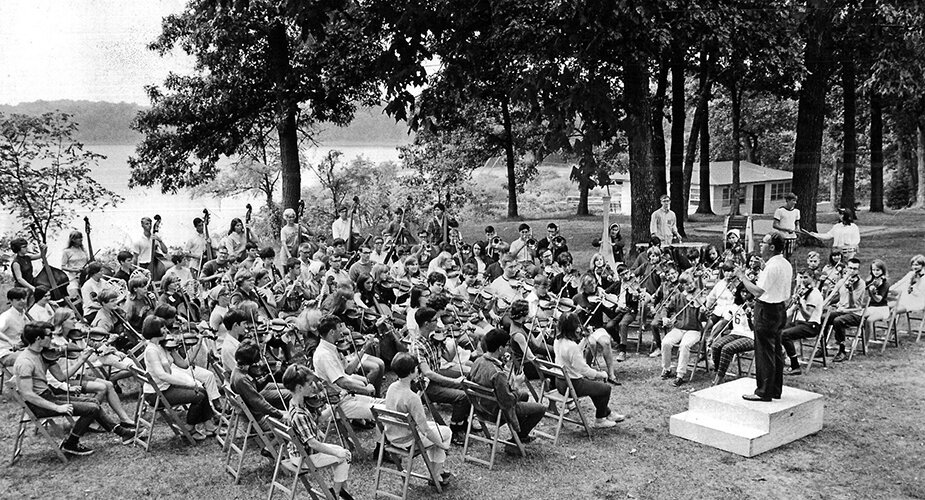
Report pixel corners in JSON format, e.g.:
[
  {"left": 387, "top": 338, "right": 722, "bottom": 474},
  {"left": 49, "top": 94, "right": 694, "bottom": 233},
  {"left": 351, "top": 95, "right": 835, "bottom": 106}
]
[{"left": 41, "top": 344, "right": 86, "bottom": 363}]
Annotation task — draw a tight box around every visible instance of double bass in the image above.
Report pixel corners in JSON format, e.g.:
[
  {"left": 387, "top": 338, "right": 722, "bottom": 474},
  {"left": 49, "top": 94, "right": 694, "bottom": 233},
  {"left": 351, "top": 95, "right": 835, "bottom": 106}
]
[
  {"left": 201, "top": 209, "right": 215, "bottom": 263},
  {"left": 28, "top": 223, "right": 73, "bottom": 304},
  {"left": 79, "top": 216, "right": 112, "bottom": 285},
  {"left": 148, "top": 214, "right": 168, "bottom": 283}
]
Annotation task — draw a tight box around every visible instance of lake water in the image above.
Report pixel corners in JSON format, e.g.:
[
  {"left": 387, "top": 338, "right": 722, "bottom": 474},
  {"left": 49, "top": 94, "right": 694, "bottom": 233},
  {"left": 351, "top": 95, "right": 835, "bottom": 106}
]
[{"left": 0, "top": 143, "right": 404, "bottom": 266}]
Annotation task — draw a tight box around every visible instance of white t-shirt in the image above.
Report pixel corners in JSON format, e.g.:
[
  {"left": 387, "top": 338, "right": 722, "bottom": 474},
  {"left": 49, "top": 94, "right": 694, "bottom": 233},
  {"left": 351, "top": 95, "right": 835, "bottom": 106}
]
[
  {"left": 0, "top": 308, "right": 26, "bottom": 355},
  {"left": 795, "top": 288, "right": 825, "bottom": 324},
  {"left": 729, "top": 306, "right": 754, "bottom": 340},
  {"left": 312, "top": 339, "right": 348, "bottom": 386},
  {"left": 826, "top": 223, "right": 860, "bottom": 249},
  {"left": 773, "top": 207, "right": 800, "bottom": 239},
  {"left": 756, "top": 254, "right": 792, "bottom": 304},
  {"left": 331, "top": 218, "right": 351, "bottom": 242},
  {"left": 132, "top": 235, "right": 154, "bottom": 265}
]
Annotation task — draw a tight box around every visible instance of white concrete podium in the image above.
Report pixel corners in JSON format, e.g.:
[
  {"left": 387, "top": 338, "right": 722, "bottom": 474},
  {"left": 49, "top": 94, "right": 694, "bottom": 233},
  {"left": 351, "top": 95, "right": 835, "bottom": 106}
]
[{"left": 669, "top": 378, "right": 823, "bottom": 457}]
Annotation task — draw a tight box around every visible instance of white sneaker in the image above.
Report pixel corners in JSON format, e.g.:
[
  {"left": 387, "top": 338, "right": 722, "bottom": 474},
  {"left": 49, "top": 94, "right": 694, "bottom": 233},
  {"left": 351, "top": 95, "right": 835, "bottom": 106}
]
[
  {"left": 593, "top": 418, "right": 617, "bottom": 429},
  {"left": 609, "top": 414, "right": 626, "bottom": 423},
  {"left": 649, "top": 350, "right": 660, "bottom": 358}
]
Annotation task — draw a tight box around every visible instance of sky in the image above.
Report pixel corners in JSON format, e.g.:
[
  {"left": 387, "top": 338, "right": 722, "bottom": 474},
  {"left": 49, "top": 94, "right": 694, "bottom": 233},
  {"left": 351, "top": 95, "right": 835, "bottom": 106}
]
[{"left": 0, "top": 0, "right": 194, "bottom": 105}]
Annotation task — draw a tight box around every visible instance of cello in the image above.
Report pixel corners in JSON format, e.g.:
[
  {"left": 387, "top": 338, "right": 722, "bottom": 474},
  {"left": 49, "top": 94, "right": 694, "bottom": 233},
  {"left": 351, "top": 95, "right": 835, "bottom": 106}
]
[
  {"left": 199, "top": 208, "right": 215, "bottom": 270},
  {"left": 29, "top": 223, "right": 76, "bottom": 305},
  {"left": 296, "top": 199, "right": 305, "bottom": 248},
  {"left": 346, "top": 196, "right": 359, "bottom": 253},
  {"left": 244, "top": 204, "right": 254, "bottom": 246},
  {"left": 148, "top": 214, "right": 168, "bottom": 283}
]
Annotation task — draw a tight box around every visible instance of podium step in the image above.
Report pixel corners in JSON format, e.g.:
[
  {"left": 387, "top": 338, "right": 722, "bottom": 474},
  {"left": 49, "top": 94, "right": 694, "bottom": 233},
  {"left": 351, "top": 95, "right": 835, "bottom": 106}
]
[{"left": 670, "top": 378, "right": 824, "bottom": 457}]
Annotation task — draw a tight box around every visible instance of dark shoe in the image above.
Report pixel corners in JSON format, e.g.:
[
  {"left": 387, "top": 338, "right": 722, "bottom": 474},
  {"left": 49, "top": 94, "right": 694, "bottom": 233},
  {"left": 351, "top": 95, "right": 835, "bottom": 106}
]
[
  {"left": 785, "top": 367, "right": 802, "bottom": 376},
  {"left": 119, "top": 420, "right": 136, "bottom": 430},
  {"left": 113, "top": 424, "right": 134, "bottom": 442},
  {"left": 504, "top": 444, "right": 523, "bottom": 456},
  {"left": 742, "top": 394, "right": 772, "bottom": 402},
  {"left": 660, "top": 369, "right": 674, "bottom": 380},
  {"left": 428, "top": 470, "right": 453, "bottom": 488},
  {"left": 813, "top": 348, "right": 825, "bottom": 359},
  {"left": 518, "top": 434, "right": 535, "bottom": 444},
  {"left": 833, "top": 352, "right": 848, "bottom": 362},
  {"left": 260, "top": 447, "right": 274, "bottom": 460},
  {"left": 671, "top": 377, "right": 687, "bottom": 387},
  {"left": 615, "top": 351, "right": 626, "bottom": 362},
  {"left": 61, "top": 440, "right": 95, "bottom": 456},
  {"left": 451, "top": 432, "right": 466, "bottom": 446},
  {"left": 86, "top": 424, "right": 107, "bottom": 434},
  {"left": 339, "top": 488, "right": 355, "bottom": 500}
]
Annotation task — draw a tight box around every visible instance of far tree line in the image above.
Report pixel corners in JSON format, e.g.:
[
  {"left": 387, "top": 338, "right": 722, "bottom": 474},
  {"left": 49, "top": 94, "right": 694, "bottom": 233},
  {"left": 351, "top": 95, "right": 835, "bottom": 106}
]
[{"left": 119, "top": 0, "right": 925, "bottom": 244}]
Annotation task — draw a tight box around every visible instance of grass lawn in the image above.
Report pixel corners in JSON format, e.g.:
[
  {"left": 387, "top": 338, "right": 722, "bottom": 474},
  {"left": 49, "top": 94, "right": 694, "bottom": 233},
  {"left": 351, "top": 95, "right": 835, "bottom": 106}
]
[{"left": 2, "top": 208, "right": 924, "bottom": 500}]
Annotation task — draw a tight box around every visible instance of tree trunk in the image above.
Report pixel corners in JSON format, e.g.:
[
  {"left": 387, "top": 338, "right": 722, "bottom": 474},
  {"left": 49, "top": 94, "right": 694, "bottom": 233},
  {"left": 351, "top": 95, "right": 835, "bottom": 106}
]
[
  {"left": 840, "top": 57, "right": 857, "bottom": 210},
  {"left": 623, "top": 54, "right": 660, "bottom": 245},
  {"left": 792, "top": 2, "right": 836, "bottom": 236},
  {"left": 669, "top": 41, "right": 687, "bottom": 236},
  {"left": 651, "top": 52, "right": 670, "bottom": 194},
  {"left": 698, "top": 105, "right": 712, "bottom": 214},
  {"left": 501, "top": 95, "right": 519, "bottom": 218},
  {"left": 577, "top": 180, "right": 591, "bottom": 216},
  {"left": 729, "top": 83, "right": 742, "bottom": 216},
  {"left": 268, "top": 22, "right": 300, "bottom": 212},
  {"left": 917, "top": 120, "right": 925, "bottom": 207},
  {"left": 869, "top": 92, "right": 884, "bottom": 212}
]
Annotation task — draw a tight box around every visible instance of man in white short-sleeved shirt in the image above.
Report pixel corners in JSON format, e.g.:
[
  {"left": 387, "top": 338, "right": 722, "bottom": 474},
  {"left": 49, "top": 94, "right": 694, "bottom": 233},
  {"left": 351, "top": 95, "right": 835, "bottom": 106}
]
[
  {"left": 311, "top": 315, "right": 383, "bottom": 421},
  {"left": 772, "top": 193, "right": 800, "bottom": 259},
  {"left": 736, "top": 232, "right": 792, "bottom": 401}
]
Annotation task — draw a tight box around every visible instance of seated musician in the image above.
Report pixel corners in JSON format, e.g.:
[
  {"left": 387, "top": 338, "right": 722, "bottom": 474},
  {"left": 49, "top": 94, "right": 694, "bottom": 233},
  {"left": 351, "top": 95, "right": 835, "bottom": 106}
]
[
  {"left": 370, "top": 236, "right": 387, "bottom": 264},
  {"left": 782, "top": 270, "right": 824, "bottom": 375},
  {"left": 163, "top": 252, "right": 195, "bottom": 290},
  {"left": 370, "top": 263, "right": 397, "bottom": 306},
  {"left": 230, "top": 269, "right": 274, "bottom": 319},
  {"left": 508, "top": 300, "right": 552, "bottom": 380},
  {"left": 15, "top": 321, "right": 134, "bottom": 455},
  {"left": 630, "top": 237, "right": 661, "bottom": 275},
  {"left": 200, "top": 247, "right": 233, "bottom": 288},
  {"left": 710, "top": 285, "right": 756, "bottom": 386},
  {"left": 805, "top": 251, "right": 821, "bottom": 278},
  {"left": 80, "top": 262, "right": 106, "bottom": 322},
  {"left": 282, "top": 364, "right": 355, "bottom": 500},
  {"left": 703, "top": 263, "right": 737, "bottom": 342},
  {"left": 826, "top": 258, "right": 866, "bottom": 362},
  {"left": 588, "top": 253, "right": 617, "bottom": 291},
  {"left": 889, "top": 254, "right": 925, "bottom": 318},
  {"left": 311, "top": 314, "right": 385, "bottom": 419},
  {"left": 384, "top": 352, "right": 453, "bottom": 486},
  {"left": 10, "top": 237, "right": 42, "bottom": 293},
  {"left": 112, "top": 250, "right": 135, "bottom": 284},
  {"left": 409, "top": 307, "right": 473, "bottom": 445},
  {"left": 28, "top": 285, "right": 55, "bottom": 322},
  {"left": 124, "top": 276, "right": 156, "bottom": 335},
  {"left": 230, "top": 341, "right": 290, "bottom": 422},
  {"left": 323, "top": 254, "right": 351, "bottom": 291},
  {"left": 48, "top": 311, "right": 135, "bottom": 428},
  {"left": 451, "top": 263, "right": 480, "bottom": 299},
  {"left": 488, "top": 253, "right": 522, "bottom": 305},
  {"left": 141, "top": 316, "right": 216, "bottom": 440},
  {"left": 819, "top": 250, "right": 845, "bottom": 296},
  {"left": 274, "top": 258, "right": 314, "bottom": 318},
  {"left": 1, "top": 287, "right": 29, "bottom": 367},
  {"left": 469, "top": 329, "right": 546, "bottom": 448},
  {"left": 657, "top": 273, "right": 706, "bottom": 387},
  {"left": 525, "top": 274, "right": 554, "bottom": 318},
  {"left": 153, "top": 305, "right": 222, "bottom": 411},
  {"left": 553, "top": 312, "right": 625, "bottom": 429},
  {"left": 255, "top": 247, "right": 283, "bottom": 283},
  {"left": 347, "top": 245, "right": 375, "bottom": 282},
  {"left": 91, "top": 289, "right": 124, "bottom": 334},
  {"left": 723, "top": 229, "right": 746, "bottom": 266},
  {"left": 608, "top": 265, "right": 647, "bottom": 357},
  {"left": 427, "top": 271, "right": 447, "bottom": 296},
  {"left": 238, "top": 241, "right": 259, "bottom": 270},
  {"left": 571, "top": 274, "right": 618, "bottom": 382}
]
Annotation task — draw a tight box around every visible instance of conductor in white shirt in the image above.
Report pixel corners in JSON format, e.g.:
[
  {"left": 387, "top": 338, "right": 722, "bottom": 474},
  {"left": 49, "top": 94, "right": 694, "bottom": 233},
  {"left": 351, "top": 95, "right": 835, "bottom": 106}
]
[{"left": 735, "top": 232, "right": 792, "bottom": 402}]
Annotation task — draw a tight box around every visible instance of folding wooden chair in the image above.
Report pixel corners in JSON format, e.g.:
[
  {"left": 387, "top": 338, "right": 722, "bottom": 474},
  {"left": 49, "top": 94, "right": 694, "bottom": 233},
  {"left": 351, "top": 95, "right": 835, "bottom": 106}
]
[
  {"left": 266, "top": 417, "right": 335, "bottom": 500},
  {"left": 623, "top": 308, "right": 646, "bottom": 354},
  {"left": 685, "top": 332, "right": 710, "bottom": 383},
  {"left": 128, "top": 365, "right": 196, "bottom": 451},
  {"left": 871, "top": 310, "right": 902, "bottom": 353},
  {"left": 7, "top": 382, "right": 70, "bottom": 465},
  {"left": 321, "top": 400, "right": 366, "bottom": 462},
  {"left": 801, "top": 310, "right": 832, "bottom": 373},
  {"left": 461, "top": 380, "right": 525, "bottom": 470},
  {"left": 369, "top": 405, "right": 443, "bottom": 500},
  {"left": 0, "top": 364, "right": 11, "bottom": 395},
  {"left": 532, "top": 359, "right": 593, "bottom": 445},
  {"left": 732, "top": 351, "right": 755, "bottom": 378},
  {"left": 215, "top": 385, "right": 235, "bottom": 451},
  {"left": 847, "top": 304, "right": 871, "bottom": 361},
  {"left": 223, "top": 389, "right": 280, "bottom": 484}
]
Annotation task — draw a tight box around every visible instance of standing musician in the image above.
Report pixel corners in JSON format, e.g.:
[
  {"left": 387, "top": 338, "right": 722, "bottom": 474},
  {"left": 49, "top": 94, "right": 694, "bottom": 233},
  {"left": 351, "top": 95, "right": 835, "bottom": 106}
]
[
  {"left": 384, "top": 207, "right": 415, "bottom": 247},
  {"left": 10, "top": 237, "right": 44, "bottom": 293},
  {"left": 657, "top": 273, "right": 705, "bottom": 387},
  {"left": 14, "top": 322, "right": 135, "bottom": 456},
  {"left": 650, "top": 194, "right": 681, "bottom": 247},
  {"left": 60, "top": 231, "right": 89, "bottom": 297},
  {"left": 735, "top": 232, "right": 792, "bottom": 402},
  {"left": 802, "top": 207, "right": 861, "bottom": 260},
  {"left": 279, "top": 208, "right": 305, "bottom": 262},
  {"left": 331, "top": 205, "right": 352, "bottom": 243},
  {"left": 425, "top": 202, "right": 456, "bottom": 247},
  {"left": 222, "top": 218, "right": 248, "bottom": 259},
  {"left": 781, "top": 270, "right": 824, "bottom": 375},
  {"left": 186, "top": 217, "right": 213, "bottom": 273},
  {"left": 509, "top": 223, "right": 534, "bottom": 264},
  {"left": 132, "top": 217, "right": 168, "bottom": 269},
  {"left": 772, "top": 193, "right": 801, "bottom": 260}
]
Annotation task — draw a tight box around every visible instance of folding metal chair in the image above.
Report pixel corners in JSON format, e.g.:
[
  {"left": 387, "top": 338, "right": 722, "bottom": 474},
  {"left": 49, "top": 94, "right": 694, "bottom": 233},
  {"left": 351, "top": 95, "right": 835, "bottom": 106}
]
[
  {"left": 532, "top": 359, "right": 593, "bottom": 445},
  {"left": 369, "top": 405, "right": 443, "bottom": 500},
  {"left": 266, "top": 417, "right": 336, "bottom": 500},
  {"left": 128, "top": 364, "right": 196, "bottom": 451},
  {"left": 223, "top": 389, "right": 280, "bottom": 484},
  {"left": 461, "top": 380, "right": 525, "bottom": 470},
  {"left": 7, "top": 382, "right": 70, "bottom": 465}
]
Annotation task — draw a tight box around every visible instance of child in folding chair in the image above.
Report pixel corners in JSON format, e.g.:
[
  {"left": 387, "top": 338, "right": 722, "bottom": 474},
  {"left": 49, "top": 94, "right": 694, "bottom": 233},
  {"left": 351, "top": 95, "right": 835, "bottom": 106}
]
[
  {"left": 657, "top": 274, "right": 707, "bottom": 387},
  {"left": 889, "top": 254, "right": 925, "bottom": 321},
  {"left": 384, "top": 352, "right": 453, "bottom": 487},
  {"left": 553, "top": 313, "right": 626, "bottom": 429},
  {"left": 282, "top": 364, "right": 355, "bottom": 500},
  {"left": 14, "top": 322, "right": 134, "bottom": 456},
  {"left": 781, "top": 270, "right": 825, "bottom": 375},
  {"left": 709, "top": 285, "right": 755, "bottom": 386}
]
